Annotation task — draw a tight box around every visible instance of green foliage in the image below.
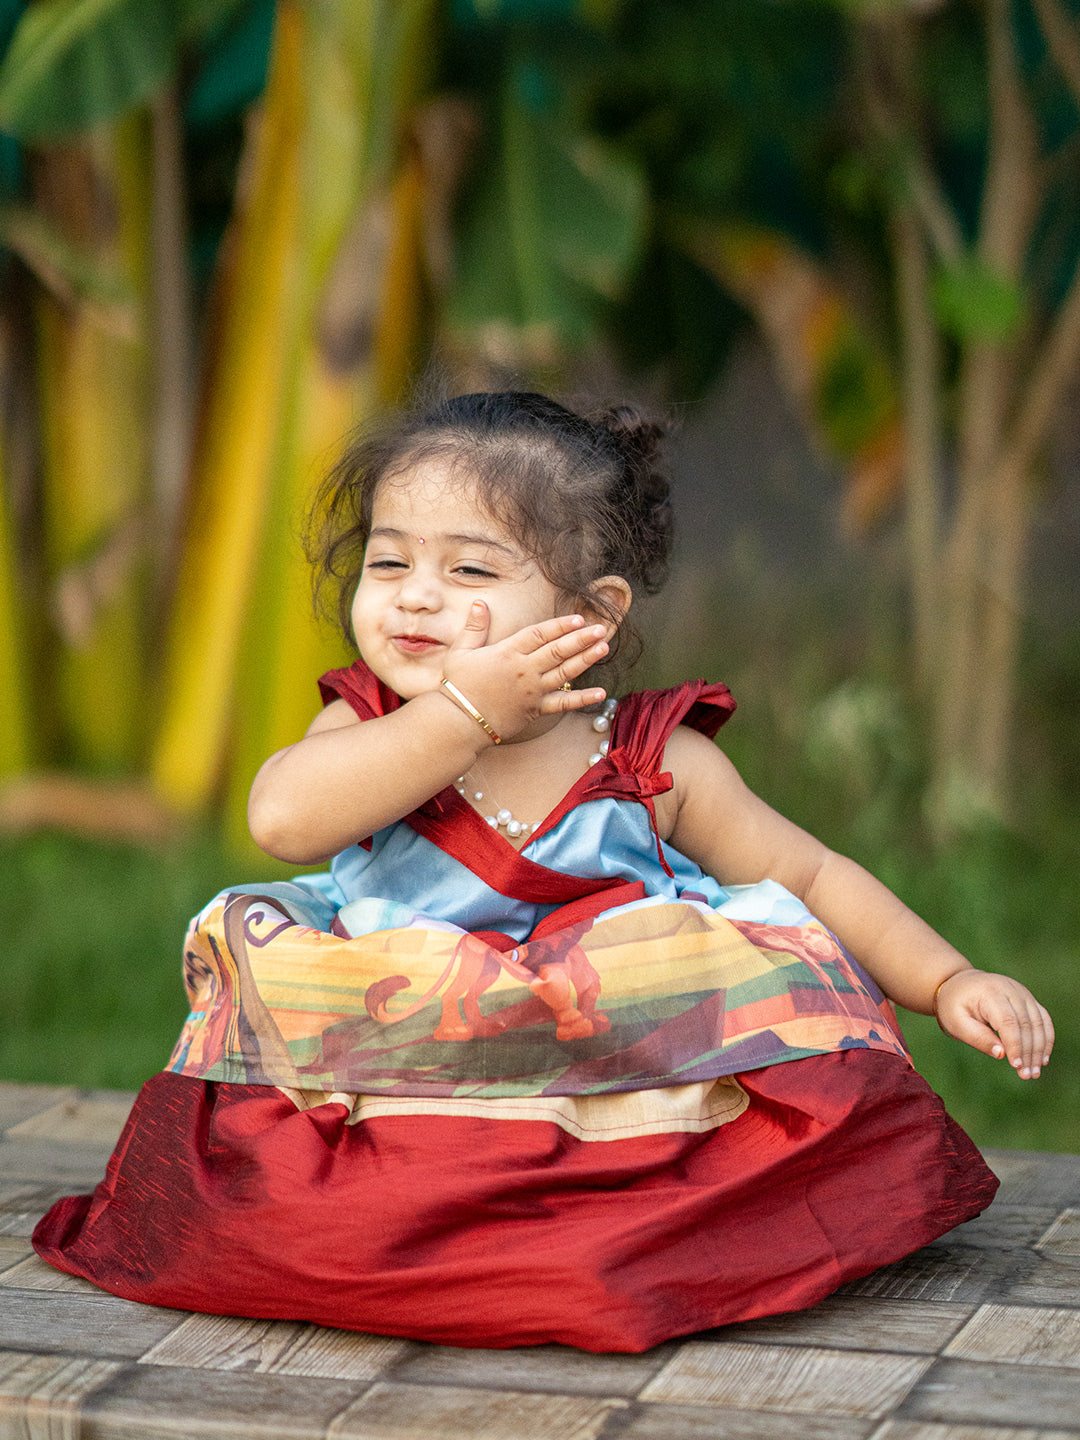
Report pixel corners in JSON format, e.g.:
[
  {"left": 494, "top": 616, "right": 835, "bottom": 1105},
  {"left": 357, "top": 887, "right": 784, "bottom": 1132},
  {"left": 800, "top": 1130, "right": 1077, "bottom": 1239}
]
[
  {"left": 595, "top": 0, "right": 842, "bottom": 231},
  {"left": 0, "top": 0, "right": 175, "bottom": 139},
  {"left": 0, "top": 0, "right": 249, "bottom": 140},
  {"left": 917, "top": 2, "right": 988, "bottom": 148},
  {"left": 448, "top": 45, "right": 646, "bottom": 356},
  {"left": 587, "top": 0, "right": 846, "bottom": 388},
  {"left": 932, "top": 258, "right": 1028, "bottom": 343},
  {"left": 607, "top": 240, "right": 744, "bottom": 399},
  {"left": 813, "top": 317, "right": 898, "bottom": 457},
  {"left": 454, "top": 0, "right": 598, "bottom": 21},
  {"left": 0, "top": 201, "right": 136, "bottom": 310},
  {"left": 183, "top": 0, "right": 274, "bottom": 129}
]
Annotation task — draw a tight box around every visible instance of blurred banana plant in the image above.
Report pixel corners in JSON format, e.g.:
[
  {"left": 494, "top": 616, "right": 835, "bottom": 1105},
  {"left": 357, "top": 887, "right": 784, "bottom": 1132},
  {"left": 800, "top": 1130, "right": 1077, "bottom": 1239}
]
[
  {"left": 154, "top": 0, "right": 443, "bottom": 831},
  {"left": 148, "top": 0, "right": 309, "bottom": 814},
  {"left": 0, "top": 0, "right": 443, "bottom": 833},
  {"left": 159, "top": 0, "right": 634, "bottom": 833},
  {"left": 445, "top": 17, "right": 646, "bottom": 376},
  {"left": 30, "top": 119, "right": 152, "bottom": 771},
  {"left": 0, "top": 0, "right": 258, "bottom": 783},
  {"left": 0, "top": 0, "right": 672, "bottom": 838},
  {"left": 215, "top": 0, "right": 442, "bottom": 851}
]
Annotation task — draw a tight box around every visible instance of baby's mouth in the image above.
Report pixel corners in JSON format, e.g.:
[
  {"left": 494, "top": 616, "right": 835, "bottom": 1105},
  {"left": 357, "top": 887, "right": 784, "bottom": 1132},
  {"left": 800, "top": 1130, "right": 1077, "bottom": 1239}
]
[{"left": 392, "top": 634, "right": 443, "bottom": 653}]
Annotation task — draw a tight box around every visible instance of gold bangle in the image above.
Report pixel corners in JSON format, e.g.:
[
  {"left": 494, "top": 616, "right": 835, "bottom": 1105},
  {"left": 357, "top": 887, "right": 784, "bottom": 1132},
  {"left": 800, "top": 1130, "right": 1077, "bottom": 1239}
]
[
  {"left": 931, "top": 972, "right": 965, "bottom": 1023},
  {"left": 439, "top": 678, "right": 501, "bottom": 744}
]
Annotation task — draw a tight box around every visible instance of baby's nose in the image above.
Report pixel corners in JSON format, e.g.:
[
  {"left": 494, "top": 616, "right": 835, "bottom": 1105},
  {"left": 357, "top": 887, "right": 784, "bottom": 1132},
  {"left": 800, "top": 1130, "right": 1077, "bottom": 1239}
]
[{"left": 397, "top": 569, "right": 442, "bottom": 609}]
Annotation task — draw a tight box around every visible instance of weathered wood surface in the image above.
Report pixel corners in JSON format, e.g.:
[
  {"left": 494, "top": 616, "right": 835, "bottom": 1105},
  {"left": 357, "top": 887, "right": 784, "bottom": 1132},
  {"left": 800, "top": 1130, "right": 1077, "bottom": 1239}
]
[{"left": 0, "top": 1082, "right": 1077, "bottom": 1440}]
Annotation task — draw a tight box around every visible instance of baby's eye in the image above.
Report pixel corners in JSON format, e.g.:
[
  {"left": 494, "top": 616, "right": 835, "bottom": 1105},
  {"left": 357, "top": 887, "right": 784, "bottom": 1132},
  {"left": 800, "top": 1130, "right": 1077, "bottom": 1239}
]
[
  {"left": 367, "top": 558, "right": 408, "bottom": 571},
  {"left": 454, "top": 564, "right": 498, "bottom": 579}
]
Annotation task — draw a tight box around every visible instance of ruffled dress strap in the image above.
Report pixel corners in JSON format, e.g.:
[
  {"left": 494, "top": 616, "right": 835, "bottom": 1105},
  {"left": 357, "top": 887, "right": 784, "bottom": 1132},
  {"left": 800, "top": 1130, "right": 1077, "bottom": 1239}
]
[
  {"left": 536, "top": 679, "right": 736, "bottom": 877},
  {"left": 319, "top": 660, "right": 401, "bottom": 720},
  {"left": 608, "top": 680, "right": 736, "bottom": 770}
]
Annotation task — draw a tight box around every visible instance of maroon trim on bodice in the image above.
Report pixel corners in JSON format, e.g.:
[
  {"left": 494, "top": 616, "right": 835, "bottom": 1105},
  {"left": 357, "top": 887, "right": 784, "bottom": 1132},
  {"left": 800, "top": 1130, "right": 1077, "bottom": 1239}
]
[{"left": 317, "top": 660, "right": 736, "bottom": 905}]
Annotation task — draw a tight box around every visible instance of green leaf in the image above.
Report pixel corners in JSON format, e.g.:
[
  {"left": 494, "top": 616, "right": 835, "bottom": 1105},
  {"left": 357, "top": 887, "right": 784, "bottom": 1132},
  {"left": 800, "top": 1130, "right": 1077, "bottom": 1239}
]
[
  {"left": 454, "top": 0, "right": 607, "bottom": 26},
  {"left": 448, "top": 62, "right": 646, "bottom": 358},
  {"left": 0, "top": 0, "right": 180, "bottom": 140},
  {"left": 183, "top": 0, "right": 274, "bottom": 129},
  {"left": 178, "top": 0, "right": 252, "bottom": 40},
  {"left": 931, "top": 259, "right": 1027, "bottom": 343}
]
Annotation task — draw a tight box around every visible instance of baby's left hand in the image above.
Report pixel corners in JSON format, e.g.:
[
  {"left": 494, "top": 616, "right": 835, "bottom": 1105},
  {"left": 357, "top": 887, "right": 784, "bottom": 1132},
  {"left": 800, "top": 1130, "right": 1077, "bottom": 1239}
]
[{"left": 934, "top": 970, "right": 1055, "bottom": 1078}]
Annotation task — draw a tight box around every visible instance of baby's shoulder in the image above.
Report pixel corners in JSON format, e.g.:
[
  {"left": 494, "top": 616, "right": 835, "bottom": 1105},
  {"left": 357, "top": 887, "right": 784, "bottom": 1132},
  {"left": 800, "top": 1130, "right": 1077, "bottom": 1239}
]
[
  {"left": 654, "top": 723, "right": 741, "bottom": 838},
  {"left": 661, "top": 722, "right": 739, "bottom": 782}
]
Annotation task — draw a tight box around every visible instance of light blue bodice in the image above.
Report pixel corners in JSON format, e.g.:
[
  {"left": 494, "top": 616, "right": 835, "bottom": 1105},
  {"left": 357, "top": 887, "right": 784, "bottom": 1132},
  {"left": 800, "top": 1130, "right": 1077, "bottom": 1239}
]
[
  {"left": 213, "top": 795, "right": 816, "bottom": 940},
  {"left": 330, "top": 797, "right": 723, "bottom": 939}
]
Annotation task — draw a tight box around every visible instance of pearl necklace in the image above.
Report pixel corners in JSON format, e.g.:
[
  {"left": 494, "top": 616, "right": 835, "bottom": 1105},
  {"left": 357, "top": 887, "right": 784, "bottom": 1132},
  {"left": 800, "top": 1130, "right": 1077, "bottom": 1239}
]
[{"left": 455, "top": 697, "right": 617, "bottom": 838}]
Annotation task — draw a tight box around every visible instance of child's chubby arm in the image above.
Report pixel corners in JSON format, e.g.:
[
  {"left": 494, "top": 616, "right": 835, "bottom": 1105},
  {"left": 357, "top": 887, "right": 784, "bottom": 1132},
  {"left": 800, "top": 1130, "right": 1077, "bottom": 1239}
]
[
  {"left": 247, "top": 604, "right": 610, "bottom": 864},
  {"left": 660, "top": 726, "right": 1055, "bottom": 1079}
]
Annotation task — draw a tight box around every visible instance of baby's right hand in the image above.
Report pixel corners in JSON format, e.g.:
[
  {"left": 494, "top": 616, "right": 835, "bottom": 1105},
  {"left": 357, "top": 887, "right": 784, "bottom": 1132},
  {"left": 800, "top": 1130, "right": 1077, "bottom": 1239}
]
[{"left": 441, "top": 601, "right": 610, "bottom": 741}]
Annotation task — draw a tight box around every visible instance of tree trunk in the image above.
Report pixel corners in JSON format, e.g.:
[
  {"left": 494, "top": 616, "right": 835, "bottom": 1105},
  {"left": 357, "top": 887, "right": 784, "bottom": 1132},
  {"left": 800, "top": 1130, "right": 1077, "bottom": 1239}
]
[
  {"left": 891, "top": 206, "right": 944, "bottom": 690},
  {"left": 927, "top": 0, "right": 1039, "bottom": 832}
]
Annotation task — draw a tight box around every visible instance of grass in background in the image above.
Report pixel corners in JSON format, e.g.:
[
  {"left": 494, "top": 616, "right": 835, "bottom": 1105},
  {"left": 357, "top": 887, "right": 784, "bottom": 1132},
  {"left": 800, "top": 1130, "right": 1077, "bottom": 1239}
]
[{"left": 0, "top": 830, "right": 270, "bottom": 1091}]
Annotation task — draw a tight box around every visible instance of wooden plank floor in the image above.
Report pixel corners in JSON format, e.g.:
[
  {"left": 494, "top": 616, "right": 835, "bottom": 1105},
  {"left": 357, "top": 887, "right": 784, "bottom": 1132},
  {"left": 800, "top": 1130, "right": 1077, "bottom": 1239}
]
[{"left": 1, "top": 1082, "right": 1078, "bottom": 1440}]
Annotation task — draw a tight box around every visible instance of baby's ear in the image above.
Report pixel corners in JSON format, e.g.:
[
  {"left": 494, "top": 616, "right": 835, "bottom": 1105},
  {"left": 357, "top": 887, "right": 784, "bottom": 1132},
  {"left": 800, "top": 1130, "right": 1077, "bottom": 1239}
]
[{"left": 583, "top": 576, "right": 632, "bottom": 640}]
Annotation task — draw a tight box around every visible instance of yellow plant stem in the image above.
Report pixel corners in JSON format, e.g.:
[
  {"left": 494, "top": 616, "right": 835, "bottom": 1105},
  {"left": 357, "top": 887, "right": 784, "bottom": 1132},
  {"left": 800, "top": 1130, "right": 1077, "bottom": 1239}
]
[
  {"left": 222, "top": 2, "right": 423, "bottom": 855},
  {"left": 223, "top": 352, "right": 361, "bottom": 858},
  {"left": 33, "top": 117, "right": 151, "bottom": 771},
  {"left": 154, "top": 0, "right": 441, "bottom": 833},
  {"left": 150, "top": 1, "right": 306, "bottom": 812}
]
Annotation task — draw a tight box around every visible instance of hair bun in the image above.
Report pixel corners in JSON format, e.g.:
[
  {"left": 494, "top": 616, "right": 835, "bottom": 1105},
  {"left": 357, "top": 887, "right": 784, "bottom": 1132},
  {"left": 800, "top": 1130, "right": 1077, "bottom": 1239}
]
[
  {"left": 594, "top": 405, "right": 666, "bottom": 471},
  {"left": 588, "top": 405, "right": 673, "bottom": 595}
]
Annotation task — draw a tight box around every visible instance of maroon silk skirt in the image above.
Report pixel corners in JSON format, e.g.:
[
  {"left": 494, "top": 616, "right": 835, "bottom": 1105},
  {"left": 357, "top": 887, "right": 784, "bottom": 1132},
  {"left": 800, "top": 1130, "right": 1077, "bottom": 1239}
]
[{"left": 33, "top": 1051, "right": 997, "bottom": 1352}]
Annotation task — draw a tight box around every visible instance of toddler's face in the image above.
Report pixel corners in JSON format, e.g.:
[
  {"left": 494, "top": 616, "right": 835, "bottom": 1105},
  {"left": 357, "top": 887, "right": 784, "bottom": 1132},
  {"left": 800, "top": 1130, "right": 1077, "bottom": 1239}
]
[{"left": 351, "top": 458, "right": 566, "bottom": 699}]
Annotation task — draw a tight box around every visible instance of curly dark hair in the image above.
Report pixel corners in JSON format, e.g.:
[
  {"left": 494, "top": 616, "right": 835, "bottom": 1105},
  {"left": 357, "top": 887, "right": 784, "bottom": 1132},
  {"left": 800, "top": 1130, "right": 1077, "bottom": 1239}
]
[{"left": 307, "top": 391, "right": 675, "bottom": 678}]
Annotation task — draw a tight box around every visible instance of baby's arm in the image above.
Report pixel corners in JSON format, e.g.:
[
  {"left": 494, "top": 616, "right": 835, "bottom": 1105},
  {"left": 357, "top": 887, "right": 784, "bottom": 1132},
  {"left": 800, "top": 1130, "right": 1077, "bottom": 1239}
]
[
  {"left": 662, "top": 727, "right": 1054, "bottom": 1079},
  {"left": 248, "top": 691, "right": 487, "bottom": 863},
  {"left": 248, "top": 605, "right": 609, "bottom": 862}
]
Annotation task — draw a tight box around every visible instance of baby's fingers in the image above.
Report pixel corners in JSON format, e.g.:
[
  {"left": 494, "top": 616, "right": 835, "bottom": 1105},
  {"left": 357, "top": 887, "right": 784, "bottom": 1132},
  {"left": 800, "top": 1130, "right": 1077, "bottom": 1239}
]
[
  {"left": 936, "top": 972, "right": 1054, "bottom": 1078},
  {"left": 985, "top": 996, "right": 1053, "bottom": 1079},
  {"left": 543, "top": 632, "right": 610, "bottom": 696},
  {"left": 515, "top": 614, "right": 595, "bottom": 654},
  {"left": 522, "top": 619, "right": 610, "bottom": 684},
  {"left": 995, "top": 998, "right": 1054, "bottom": 1078}
]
